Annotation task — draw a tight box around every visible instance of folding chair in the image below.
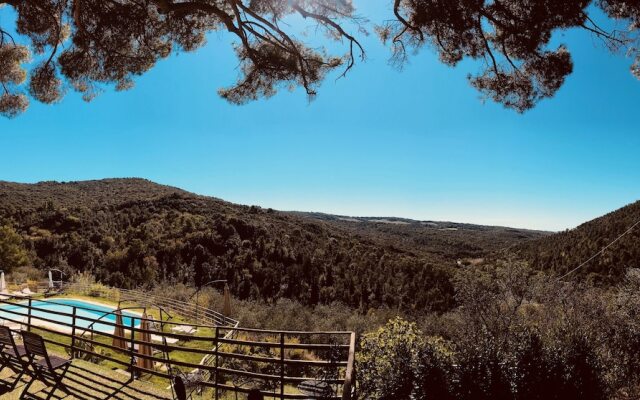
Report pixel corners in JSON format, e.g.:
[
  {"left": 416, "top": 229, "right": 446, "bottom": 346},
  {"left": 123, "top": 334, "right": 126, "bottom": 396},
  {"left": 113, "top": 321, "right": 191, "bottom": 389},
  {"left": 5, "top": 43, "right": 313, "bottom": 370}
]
[
  {"left": 0, "top": 326, "right": 28, "bottom": 391},
  {"left": 20, "top": 331, "right": 72, "bottom": 400}
]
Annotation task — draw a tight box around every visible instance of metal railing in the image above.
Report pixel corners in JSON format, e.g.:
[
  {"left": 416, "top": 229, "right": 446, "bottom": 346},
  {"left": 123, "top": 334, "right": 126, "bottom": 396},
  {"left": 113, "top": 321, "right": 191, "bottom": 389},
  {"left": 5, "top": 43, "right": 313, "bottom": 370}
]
[
  {"left": 58, "top": 283, "right": 238, "bottom": 328},
  {"left": 0, "top": 290, "right": 356, "bottom": 400}
]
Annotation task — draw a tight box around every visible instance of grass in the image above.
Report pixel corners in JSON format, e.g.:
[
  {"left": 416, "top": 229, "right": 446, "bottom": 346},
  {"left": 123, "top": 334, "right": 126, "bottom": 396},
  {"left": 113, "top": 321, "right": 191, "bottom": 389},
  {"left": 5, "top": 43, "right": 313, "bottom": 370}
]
[{"left": 0, "top": 290, "right": 341, "bottom": 400}]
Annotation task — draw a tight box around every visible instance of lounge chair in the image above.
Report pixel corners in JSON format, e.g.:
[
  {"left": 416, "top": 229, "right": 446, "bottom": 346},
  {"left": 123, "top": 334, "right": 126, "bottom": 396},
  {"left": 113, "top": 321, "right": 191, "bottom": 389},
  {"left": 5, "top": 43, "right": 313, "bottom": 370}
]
[
  {"left": 11, "top": 288, "right": 34, "bottom": 298},
  {"left": 20, "top": 331, "right": 72, "bottom": 399},
  {"left": 171, "top": 325, "right": 197, "bottom": 334},
  {"left": 151, "top": 334, "right": 178, "bottom": 344},
  {"left": 298, "top": 380, "right": 334, "bottom": 398},
  {"left": 0, "top": 326, "right": 28, "bottom": 391},
  {"left": 44, "top": 286, "right": 64, "bottom": 298}
]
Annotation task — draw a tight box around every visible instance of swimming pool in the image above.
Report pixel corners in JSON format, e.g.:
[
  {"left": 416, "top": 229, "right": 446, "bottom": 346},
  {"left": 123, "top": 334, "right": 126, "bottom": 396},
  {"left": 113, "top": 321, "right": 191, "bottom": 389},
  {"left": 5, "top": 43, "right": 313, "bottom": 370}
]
[{"left": 0, "top": 298, "right": 141, "bottom": 333}]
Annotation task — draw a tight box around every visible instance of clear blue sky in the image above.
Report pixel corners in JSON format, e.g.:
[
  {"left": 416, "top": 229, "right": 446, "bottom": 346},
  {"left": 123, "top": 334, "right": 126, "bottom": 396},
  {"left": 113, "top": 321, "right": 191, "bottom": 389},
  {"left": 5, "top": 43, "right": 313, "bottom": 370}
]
[{"left": 1, "top": 3, "right": 639, "bottom": 231}]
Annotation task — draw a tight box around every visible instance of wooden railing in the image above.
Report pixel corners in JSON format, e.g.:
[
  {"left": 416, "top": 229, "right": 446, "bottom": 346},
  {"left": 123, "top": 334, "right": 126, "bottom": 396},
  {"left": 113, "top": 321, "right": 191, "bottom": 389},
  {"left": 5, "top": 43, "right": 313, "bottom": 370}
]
[{"left": 0, "top": 292, "right": 356, "bottom": 400}]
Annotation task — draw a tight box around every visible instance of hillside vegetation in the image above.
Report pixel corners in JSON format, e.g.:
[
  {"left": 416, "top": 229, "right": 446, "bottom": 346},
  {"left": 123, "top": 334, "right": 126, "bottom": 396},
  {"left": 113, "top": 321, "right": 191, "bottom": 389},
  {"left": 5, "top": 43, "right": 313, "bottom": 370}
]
[
  {"left": 0, "top": 178, "right": 543, "bottom": 313},
  {"left": 515, "top": 200, "right": 640, "bottom": 284},
  {"left": 294, "top": 212, "right": 549, "bottom": 260}
]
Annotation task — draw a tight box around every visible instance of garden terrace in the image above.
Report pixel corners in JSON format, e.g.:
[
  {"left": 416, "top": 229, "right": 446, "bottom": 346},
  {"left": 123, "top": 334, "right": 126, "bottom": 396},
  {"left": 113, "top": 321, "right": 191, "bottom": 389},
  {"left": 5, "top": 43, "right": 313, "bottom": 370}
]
[{"left": 0, "top": 286, "right": 356, "bottom": 400}]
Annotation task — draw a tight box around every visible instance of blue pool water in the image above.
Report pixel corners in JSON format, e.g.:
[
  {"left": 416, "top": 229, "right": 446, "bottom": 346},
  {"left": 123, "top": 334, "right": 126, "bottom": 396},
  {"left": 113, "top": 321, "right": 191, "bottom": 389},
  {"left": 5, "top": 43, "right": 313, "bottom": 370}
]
[{"left": 0, "top": 299, "right": 141, "bottom": 333}]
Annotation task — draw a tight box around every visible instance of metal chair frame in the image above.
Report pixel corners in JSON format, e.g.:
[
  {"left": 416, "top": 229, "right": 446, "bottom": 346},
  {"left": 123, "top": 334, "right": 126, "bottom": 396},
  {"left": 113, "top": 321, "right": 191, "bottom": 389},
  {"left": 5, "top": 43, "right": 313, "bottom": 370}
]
[
  {"left": 20, "top": 331, "right": 72, "bottom": 400},
  {"left": 0, "top": 326, "right": 28, "bottom": 391}
]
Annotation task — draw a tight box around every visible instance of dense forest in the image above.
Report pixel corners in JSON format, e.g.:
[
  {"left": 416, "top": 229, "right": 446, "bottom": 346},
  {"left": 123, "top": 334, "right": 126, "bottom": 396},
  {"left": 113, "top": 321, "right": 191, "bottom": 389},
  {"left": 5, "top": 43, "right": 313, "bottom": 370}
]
[
  {"left": 514, "top": 200, "right": 640, "bottom": 284},
  {"left": 0, "top": 179, "right": 545, "bottom": 313}
]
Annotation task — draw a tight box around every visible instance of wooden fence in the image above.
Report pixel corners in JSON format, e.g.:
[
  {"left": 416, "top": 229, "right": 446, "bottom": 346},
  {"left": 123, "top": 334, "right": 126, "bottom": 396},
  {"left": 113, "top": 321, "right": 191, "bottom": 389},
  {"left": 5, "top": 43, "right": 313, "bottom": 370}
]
[{"left": 0, "top": 291, "right": 356, "bottom": 400}]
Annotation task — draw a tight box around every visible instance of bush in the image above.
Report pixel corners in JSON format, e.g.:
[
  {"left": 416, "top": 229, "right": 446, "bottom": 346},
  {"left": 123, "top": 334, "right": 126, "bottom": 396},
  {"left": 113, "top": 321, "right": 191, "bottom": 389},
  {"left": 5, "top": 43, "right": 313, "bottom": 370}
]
[
  {"left": 359, "top": 318, "right": 456, "bottom": 400},
  {"left": 358, "top": 263, "right": 626, "bottom": 400},
  {"left": 66, "top": 272, "right": 120, "bottom": 301}
]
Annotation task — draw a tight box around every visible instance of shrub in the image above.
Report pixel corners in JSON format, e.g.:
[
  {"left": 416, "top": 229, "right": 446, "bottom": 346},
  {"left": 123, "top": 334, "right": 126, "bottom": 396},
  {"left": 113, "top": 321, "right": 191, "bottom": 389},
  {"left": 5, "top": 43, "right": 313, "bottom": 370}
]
[{"left": 358, "top": 318, "right": 451, "bottom": 400}]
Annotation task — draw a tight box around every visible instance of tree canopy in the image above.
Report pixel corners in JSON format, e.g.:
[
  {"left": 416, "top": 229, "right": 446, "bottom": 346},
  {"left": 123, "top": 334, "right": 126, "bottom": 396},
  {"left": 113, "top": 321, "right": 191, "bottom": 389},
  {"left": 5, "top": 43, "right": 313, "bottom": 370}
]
[
  {"left": 0, "top": 224, "right": 29, "bottom": 271},
  {"left": 1, "top": 0, "right": 639, "bottom": 117}
]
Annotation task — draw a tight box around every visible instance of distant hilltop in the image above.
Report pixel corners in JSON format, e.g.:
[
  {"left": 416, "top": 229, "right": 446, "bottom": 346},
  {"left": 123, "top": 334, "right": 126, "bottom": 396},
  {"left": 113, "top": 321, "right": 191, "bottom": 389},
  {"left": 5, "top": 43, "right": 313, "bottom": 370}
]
[{"left": 0, "top": 178, "right": 191, "bottom": 210}]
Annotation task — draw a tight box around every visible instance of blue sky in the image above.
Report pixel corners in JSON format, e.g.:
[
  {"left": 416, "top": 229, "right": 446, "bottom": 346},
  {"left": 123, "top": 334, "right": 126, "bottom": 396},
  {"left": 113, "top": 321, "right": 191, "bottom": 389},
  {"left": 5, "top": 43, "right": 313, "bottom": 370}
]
[{"left": 1, "top": 3, "right": 639, "bottom": 231}]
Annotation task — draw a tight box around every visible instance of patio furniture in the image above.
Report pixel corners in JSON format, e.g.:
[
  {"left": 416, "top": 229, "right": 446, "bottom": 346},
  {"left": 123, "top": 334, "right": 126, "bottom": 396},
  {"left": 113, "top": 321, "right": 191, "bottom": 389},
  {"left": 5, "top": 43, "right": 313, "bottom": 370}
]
[
  {"left": 135, "top": 314, "right": 155, "bottom": 371},
  {"left": 171, "top": 325, "right": 197, "bottom": 334},
  {"left": 164, "top": 334, "right": 206, "bottom": 400},
  {"left": 298, "top": 380, "right": 334, "bottom": 399},
  {"left": 43, "top": 286, "right": 65, "bottom": 298},
  {"left": 0, "top": 326, "right": 28, "bottom": 391},
  {"left": 11, "top": 288, "right": 34, "bottom": 298},
  {"left": 170, "top": 371, "right": 207, "bottom": 400},
  {"left": 151, "top": 334, "right": 179, "bottom": 344},
  {"left": 20, "top": 331, "right": 72, "bottom": 400}
]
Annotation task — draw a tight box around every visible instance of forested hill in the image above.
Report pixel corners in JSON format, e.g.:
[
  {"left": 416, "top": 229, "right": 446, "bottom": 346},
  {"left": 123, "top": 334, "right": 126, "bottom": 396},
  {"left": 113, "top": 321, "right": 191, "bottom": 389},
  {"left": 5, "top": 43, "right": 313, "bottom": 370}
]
[
  {"left": 515, "top": 200, "right": 640, "bottom": 284},
  {"left": 0, "top": 178, "right": 544, "bottom": 312},
  {"left": 0, "top": 179, "right": 190, "bottom": 209},
  {"left": 291, "top": 212, "right": 549, "bottom": 260}
]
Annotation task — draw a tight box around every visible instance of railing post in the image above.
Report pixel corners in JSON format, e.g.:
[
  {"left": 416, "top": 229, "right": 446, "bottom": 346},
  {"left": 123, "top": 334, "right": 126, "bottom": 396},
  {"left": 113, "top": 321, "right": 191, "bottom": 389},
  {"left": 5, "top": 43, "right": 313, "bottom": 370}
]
[
  {"left": 130, "top": 316, "right": 136, "bottom": 381},
  {"left": 214, "top": 326, "right": 219, "bottom": 400},
  {"left": 71, "top": 306, "right": 77, "bottom": 359},
  {"left": 280, "top": 332, "right": 285, "bottom": 400},
  {"left": 342, "top": 332, "right": 356, "bottom": 400},
  {"left": 27, "top": 298, "right": 32, "bottom": 332}
]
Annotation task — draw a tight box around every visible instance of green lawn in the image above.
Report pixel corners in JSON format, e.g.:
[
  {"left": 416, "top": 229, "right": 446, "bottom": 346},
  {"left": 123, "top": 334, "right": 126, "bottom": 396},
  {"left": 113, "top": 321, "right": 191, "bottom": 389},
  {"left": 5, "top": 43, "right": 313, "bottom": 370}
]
[{"left": 0, "top": 291, "right": 335, "bottom": 400}]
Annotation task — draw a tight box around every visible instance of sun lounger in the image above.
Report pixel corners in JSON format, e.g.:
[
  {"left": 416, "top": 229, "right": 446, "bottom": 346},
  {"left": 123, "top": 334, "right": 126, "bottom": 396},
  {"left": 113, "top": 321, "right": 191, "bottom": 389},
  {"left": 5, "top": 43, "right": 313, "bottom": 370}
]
[
  {"left": 11, "top": 288, "right": 34, "bottom": 298},
  {"left": 152, "top": 334, "right": 179, "bottom": 344},
  {"left": 44, "top": 286, "right": 64, "bottom": 298},
  {"left": 171, "top": 325, "right": 197, "bottom": 334}
]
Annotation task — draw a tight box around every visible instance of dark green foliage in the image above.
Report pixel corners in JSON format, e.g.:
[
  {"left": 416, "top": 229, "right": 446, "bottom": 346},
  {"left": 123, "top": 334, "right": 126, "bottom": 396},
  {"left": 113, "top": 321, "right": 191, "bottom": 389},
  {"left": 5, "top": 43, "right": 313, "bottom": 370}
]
[
  {"left": 3, "top": 0, "right": 640, "bottom": 116},
  {"left": 294, "top": 212, "right": 549, "bottom": 261},
  {"left": 358, "top": 318, "right": 424, "bottom": 400},
  {"left": 383, "top": 0, "right": 640, "bottom": 112},
  {"left": 0, "top": 223, "right": 29, "bottom": 271},
  {"left": 516, "top": 200, "right": 640, "bottom": 284},
  {"left": 358, "top": 264, "right": 637, "bottom": 400},
  {"left": 0, "top": 178, "right": 533, "bottom": 312}
]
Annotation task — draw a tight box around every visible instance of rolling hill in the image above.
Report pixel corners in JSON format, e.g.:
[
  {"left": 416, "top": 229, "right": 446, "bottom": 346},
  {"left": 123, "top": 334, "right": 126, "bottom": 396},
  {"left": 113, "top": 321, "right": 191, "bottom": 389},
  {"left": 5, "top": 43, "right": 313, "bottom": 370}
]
[
  {"left": 514, "top": 200, "right": 640, "bottom": 284},
  {"left": 0, "top": 178, "right": 548, "bottom": 312}
]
